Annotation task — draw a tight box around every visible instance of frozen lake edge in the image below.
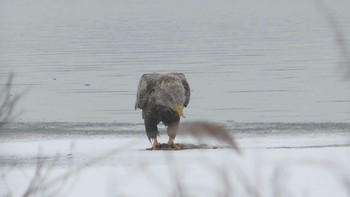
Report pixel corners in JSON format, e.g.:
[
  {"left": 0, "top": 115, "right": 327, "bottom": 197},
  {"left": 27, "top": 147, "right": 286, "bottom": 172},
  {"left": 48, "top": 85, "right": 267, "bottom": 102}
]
[{"left": 1, "top": 121, "right": 350, "bottom": 139}]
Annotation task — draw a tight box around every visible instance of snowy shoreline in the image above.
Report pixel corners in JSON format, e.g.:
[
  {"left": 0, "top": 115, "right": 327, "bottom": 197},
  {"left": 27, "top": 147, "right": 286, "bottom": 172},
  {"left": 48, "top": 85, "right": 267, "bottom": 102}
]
[{"left": 1, "top": 122, "right": 350, "bottom": 196}]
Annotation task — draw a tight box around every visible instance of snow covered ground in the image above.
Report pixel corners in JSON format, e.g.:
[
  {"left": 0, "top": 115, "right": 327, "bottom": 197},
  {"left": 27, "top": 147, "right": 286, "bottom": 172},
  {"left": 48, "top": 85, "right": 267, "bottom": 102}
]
[{"left": 1, "top": 122, "right": 349, "bottom": 197}]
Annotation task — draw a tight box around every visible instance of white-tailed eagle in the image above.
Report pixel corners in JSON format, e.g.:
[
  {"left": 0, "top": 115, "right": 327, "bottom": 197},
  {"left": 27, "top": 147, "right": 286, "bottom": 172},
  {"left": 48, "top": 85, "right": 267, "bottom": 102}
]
[{"left": 135, "top": 73, "right": 190, "bottom": 150}]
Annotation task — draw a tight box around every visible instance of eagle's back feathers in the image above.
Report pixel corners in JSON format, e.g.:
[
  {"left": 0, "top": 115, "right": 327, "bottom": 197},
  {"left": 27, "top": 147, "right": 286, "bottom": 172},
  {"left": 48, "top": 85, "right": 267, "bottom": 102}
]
[{"left": 135, "top": 73, "right": 190, "bottom": 111}]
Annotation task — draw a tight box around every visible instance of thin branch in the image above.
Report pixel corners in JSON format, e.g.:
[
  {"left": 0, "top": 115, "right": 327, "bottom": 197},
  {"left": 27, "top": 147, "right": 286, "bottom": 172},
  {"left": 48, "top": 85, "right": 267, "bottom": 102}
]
[
  {"left": 317, "top": 0, "right": 350, "bottom": 79},
  {"left": 1, "top": 169, "right": 14, "bottom": 197},
  {"left": 0, "top": 73, "right": 28, "bottom": 129}
]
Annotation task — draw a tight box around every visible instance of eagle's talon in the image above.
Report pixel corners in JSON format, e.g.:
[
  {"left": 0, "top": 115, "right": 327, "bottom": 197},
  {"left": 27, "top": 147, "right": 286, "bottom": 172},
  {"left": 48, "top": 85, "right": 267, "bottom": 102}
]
[
  {"left": 168, "top": 138, "right": 182, "bottom": 150},
  {"left": 146, "top": 146, "right": 159, "bottom": 150},
  {"left": 170, "top": 143, "right": 182, "bottom": 150},
  {"left": 150, "top": 137, "right": 160, "bottom": 150},
  {"left": 147, "top": 145, "right": 159, "bottom": 150},
  {"left": 151, "top": 146, "right": 159, "bottom": 150}
]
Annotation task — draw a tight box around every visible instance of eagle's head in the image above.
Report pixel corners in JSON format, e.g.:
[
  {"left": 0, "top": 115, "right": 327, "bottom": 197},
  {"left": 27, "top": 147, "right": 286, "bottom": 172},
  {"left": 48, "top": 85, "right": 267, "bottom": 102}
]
[
  {"left": 167, "top": 92, "right": 185, "bottom": 118},
  {"left": 175, "top": 104, "right": 184, "bottom": 118}
]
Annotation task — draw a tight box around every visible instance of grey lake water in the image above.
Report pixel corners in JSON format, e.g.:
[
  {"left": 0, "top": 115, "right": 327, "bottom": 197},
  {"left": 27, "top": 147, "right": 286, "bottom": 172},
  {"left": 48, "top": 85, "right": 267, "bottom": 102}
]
[{"left": 1, "top": 0, "right": 350, "bottom": 123}]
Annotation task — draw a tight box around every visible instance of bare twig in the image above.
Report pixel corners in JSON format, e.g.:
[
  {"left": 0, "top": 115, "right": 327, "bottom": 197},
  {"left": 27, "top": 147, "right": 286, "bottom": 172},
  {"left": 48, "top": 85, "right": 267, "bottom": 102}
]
[
  {"left": 1, "top": 169, "right": 14, "bottom": 197},
  {"left": 34, "top": 140, "right": 137, "bottom": 196},
  {"left": 272, "top": 158, "right": 350, "bottom": 197},
  {"left": 0, "top": 140, "right": 137, "bottom": 197},
  {"left": 317, "top": 0, "right": 350, "bottom": 79},
  {"left": 136, "top": 161, "right": 169, "bottom": 194},
  {"left": 0, "top": 73, "right": 28, "bottom": 129},
  {"left": 178, "top": 121, "right": 240, "bottom": 153},
  {"left": 166, "top": 153, "right": 187, "bottom": 197}
]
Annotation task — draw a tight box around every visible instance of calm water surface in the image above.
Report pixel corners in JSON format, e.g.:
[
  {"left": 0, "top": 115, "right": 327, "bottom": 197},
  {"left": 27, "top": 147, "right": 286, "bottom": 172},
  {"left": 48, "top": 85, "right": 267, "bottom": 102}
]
[{"left": 1, "top": 0, "right": 350, "bottom": 123}]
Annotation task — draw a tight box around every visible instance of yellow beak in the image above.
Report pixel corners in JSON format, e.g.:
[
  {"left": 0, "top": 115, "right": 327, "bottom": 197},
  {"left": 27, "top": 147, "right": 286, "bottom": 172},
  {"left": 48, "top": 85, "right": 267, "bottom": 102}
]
[{"left": 176, "top": 105, "right": 184, "bottom": 118}]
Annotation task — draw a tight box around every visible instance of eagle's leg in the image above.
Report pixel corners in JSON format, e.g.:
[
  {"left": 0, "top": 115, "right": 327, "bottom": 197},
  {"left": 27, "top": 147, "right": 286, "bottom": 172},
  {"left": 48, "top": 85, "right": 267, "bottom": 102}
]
[
  {"left": 151, "top": 137, "right": 159, "bottom": 150},
  {"left": 145, "top": 118, "right": 160, "bottom": 150},
  {"left": 167, "top": 122, "right": 181, "bottom": 150}
]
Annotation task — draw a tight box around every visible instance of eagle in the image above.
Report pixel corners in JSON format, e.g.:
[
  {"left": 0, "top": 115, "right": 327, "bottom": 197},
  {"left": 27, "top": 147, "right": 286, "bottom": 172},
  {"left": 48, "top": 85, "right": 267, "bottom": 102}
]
[{"left": 135, "top": 73, "right": 191, "bottom": 150}]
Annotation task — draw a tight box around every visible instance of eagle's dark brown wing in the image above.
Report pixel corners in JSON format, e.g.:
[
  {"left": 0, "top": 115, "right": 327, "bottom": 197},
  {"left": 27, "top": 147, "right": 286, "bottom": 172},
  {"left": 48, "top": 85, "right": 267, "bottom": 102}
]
[
  {"left": 135, "top": 73, "right": 159, "bottom": 110},
  {"left": 169, "top": 73, "right": 191, "bottom": 107}
]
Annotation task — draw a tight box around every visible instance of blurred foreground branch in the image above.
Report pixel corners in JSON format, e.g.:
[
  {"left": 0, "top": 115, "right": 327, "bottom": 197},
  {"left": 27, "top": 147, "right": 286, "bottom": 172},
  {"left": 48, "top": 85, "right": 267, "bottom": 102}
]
[
  {"left": 179, "top": 121, "right": 240, "bottom": 153},
  {"left": 0, "top": 73, "right": 27, "bottom": 129},
  {"left": 317, "top": 1, "right": 350, "bottom": 79}
]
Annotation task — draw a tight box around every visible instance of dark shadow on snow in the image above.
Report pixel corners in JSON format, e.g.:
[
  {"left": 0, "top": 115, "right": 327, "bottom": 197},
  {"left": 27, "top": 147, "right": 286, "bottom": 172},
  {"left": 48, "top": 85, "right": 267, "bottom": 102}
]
[{"left": 145, "top": 143, "right": 230, "bottom": 151}]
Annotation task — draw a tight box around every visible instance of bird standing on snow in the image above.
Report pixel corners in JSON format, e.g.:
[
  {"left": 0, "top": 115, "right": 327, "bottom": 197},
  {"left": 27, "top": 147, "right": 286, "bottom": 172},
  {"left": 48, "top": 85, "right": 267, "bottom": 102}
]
[{"left": 135, "top": 73, "right": 191, "bottom": 150}]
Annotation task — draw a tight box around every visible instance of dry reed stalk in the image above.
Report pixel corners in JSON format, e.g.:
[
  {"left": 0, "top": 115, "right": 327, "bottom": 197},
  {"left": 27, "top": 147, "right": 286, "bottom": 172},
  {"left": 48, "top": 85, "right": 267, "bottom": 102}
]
[
  {"left": 317, "top": 1, "right": 350, "bottom": 80},
  {"left": 178, "top": 121, "right": 240, "bottom": 153}
]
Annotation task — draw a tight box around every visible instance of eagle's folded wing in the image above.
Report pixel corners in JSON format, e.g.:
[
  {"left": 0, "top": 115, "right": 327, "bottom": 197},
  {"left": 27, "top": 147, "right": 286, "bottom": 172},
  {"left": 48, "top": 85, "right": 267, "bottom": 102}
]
[
  {"left": 135, "top": 73, "right": 159, "bottom": 110},
  {"left": 169, "top": 73, "right": 191, "bottom": 107}
]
